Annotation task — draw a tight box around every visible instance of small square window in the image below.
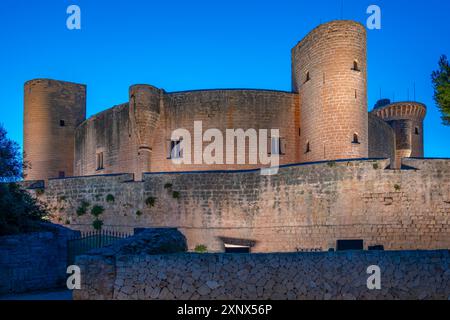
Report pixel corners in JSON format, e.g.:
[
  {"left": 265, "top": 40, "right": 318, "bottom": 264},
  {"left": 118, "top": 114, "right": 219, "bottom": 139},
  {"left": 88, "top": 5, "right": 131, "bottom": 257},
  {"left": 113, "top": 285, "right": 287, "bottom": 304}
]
[{"left": 60, "top": 120, "right": 66, "bottom": 127}]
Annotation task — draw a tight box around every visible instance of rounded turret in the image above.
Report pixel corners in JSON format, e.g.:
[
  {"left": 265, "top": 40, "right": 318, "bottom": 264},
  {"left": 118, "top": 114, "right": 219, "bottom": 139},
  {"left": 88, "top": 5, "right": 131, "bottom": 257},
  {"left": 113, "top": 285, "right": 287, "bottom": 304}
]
[
  {"left": 292, "top": 20, "right": 368, "bottom": 162},
  {"left": 24, "top": 79, "right": 86, "bottom": 181},
  {"left": 371, "top": 101, "right": 426, "bottom": 168},
  {"left": 129, "top": 84, "right": 163, "bottom": 178}
]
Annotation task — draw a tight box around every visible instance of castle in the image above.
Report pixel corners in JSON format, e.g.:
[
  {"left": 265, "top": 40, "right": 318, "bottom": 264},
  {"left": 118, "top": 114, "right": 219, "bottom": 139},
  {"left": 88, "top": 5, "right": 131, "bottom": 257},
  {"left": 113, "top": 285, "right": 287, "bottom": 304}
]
[
  {"left": 24, "top": 21, "right": 426, "bottom": 181},
  {"left": 22, "top": 21, "right": 449, "bottom": 253}
]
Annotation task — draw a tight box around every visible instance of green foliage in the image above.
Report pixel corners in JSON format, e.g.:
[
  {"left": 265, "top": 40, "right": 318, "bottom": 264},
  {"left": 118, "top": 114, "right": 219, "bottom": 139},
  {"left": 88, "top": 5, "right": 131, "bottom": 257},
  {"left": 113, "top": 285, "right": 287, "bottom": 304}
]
[
  {"left": 394, "top": 184, "right": 401, "bottom": 191},
  {"left": 0, "top": 183, "right": 49, "bottom": 236},
  {"left": 35, "top": 188, "right": 45, "bottom": 196},
  {"left": 327, "top": 161, "right": 336, "bottom": 168},
  {"left": 373, "top": 163, "right": 379, "bottom": 170},
  {"left": 194, "top": 245, "right": 208, "bottom": 253},
  {"left": 91, "top": 205, "right": 105, "bottom": 217},
  {"left": 136, "top": 210, "right": 143, "bottom": 217},
  {"left": 145, "top": 196, "right": 156, "bottom": 207},
  {"left": 0, "top": 124, "right": 25, "bottom": 182},
  {"left": 172, "top": 191, "right": 180, "bottom": 199},
  {"left": 164, "top": 183, "right": 173, "bottom": 189},
  {"left": 432, "top": 55, "right": 450, "bottom": 126},
  {"left": 92, "top": 219, "right": 103, "bottom": 231},
  {"left": 106, "top": 194, "right": 115, "bottom": 203},
  {"left": 76, "top": 201, "right": 90, "bottom": 216}
]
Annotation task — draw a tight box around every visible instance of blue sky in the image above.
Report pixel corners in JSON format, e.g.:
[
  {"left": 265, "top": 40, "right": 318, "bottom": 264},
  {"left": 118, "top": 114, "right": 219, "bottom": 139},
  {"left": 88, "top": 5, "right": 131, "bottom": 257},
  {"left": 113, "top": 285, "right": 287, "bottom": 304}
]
[{"left": 0, "top": 0, "right": 449, "bottom": 157}]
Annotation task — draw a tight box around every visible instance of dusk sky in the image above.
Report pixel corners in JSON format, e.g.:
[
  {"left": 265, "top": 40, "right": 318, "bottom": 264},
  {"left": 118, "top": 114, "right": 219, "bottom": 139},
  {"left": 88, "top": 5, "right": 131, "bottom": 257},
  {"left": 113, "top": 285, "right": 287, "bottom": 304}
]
[{"left": 0, "top": 0, "right": 449, "bottom": 158}]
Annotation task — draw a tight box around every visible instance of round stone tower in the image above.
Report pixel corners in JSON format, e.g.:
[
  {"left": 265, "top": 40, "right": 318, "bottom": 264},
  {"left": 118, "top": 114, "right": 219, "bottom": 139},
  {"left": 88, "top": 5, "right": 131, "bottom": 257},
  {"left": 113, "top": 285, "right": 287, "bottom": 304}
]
[
  {"left": 24, "top": 79, "right": 86, "bottom": 181},
  {"left": 371, "top": 101, "right": 426, "bottom": 168},
  {"left": 129, "top": 84, "right": 163, "bottom": 179},
  {"left": 292, "top": 20, "right": 368, "bottom": 162}
]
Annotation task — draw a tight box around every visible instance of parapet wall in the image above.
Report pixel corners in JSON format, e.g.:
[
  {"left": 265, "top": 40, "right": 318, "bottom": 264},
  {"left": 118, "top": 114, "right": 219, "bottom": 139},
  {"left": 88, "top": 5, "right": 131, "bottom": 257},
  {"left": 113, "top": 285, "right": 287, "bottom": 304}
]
[
  {"left": 35, "top": 158, "right": 450, "bottom": 253},
  {"left": 74, "top": 250, "right": 450, "bottom": 300}
]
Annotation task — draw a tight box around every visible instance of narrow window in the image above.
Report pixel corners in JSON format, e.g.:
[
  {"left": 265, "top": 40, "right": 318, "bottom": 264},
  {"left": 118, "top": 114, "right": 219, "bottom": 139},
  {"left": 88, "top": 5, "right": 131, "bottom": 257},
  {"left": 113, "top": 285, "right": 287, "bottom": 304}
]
[
  {"left": 352, "top": 60, "right": 360, "bottom": 72},
  {"left": 305, "top": 71, "right": 310, "bottom": 83},
  {"left": 60, "top": 120, "right": 66, "bottom": 127},
  {"left": 96, "top": 152, "right": 104, "bottom": 170},
  {"left": 352, "top": 133, "right": 360, "bottom": 144},
  {"left": 415, "top": 127, "right": 419, "bottom": 135},
  {"left": 169, "top": 140, "right": 182, "bottom": 159},
  {"left": 305, "top": 142, "right": 311, "bottom": 154}
]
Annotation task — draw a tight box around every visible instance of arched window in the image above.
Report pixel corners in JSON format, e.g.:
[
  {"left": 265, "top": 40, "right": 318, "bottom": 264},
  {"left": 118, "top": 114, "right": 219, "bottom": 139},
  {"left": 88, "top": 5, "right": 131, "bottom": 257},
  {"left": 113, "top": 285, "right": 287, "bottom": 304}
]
[
  {"left": 305, "top": 142, "right": 311, "bottom": 153},
  {"left": 352, "top": 60, "right": 360, "bottom": 72},
  {"left": 415, "top": 127, "right": 420, "bottom": 135},
  {"left": 352, "top": 133, "right": 359, "bottom": 144}
]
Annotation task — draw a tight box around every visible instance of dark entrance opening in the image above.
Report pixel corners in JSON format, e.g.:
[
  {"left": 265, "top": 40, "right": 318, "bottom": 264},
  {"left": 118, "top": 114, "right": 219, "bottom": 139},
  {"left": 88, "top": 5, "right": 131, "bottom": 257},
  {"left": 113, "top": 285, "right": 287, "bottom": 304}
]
[
  {"left": 336, "top": 239, "right": 364, "bottom": 251},
  {"left": 225, "top": 246, "right": 250, "bottom": 253}
]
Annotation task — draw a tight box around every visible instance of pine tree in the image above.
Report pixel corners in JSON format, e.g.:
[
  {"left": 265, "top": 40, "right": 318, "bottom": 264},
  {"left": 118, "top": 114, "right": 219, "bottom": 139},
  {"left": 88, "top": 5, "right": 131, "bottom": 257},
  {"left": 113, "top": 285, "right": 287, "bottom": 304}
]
[{"left": 431, "top": 55, "right": 450, "bottom": 126}]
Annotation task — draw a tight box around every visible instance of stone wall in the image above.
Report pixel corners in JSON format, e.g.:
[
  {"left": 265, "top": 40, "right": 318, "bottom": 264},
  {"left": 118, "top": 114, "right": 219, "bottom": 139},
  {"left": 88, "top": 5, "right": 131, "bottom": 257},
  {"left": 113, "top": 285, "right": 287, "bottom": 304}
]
[
  {"left": 74, "top": 89, "right": 300, "bottom": 178},
  {"left": 74, "top": 249, "right": 450, "bottom": 300},
  {"left": 368, "top": 113, "right": 395, "bottom": 164},
  {"left": 0, "top": 224, "right": 79, "bottom": 295},
  {"left": 34, "top": 158, "right": 450, "bottom": 253}
]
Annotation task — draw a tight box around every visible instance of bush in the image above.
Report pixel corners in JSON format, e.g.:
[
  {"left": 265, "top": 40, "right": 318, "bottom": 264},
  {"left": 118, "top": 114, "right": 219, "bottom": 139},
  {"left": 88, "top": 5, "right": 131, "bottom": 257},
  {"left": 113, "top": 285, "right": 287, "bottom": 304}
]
[
  {"left": 106, "top": 194, "right": 115, "bottom": 203},
  {"left": 145, "top": 196, "right": 156, "bottom": 207},
  {"left": 136, "top": 210, "right": 143, "bottom": 217},
  {"left": 0, "top": 183, "right": 49, "bottom": 236},
  {"left": 92, "top": 219, "right": 103, "bottom": 231},
  {"left": 394, "top": 184, "right": 401, "bottom": 191},
  {"left": 172, "top": 191, "right": 180, "bottom": 199},
  {"left": 91, "top": 205, "right": 105, "bottom": 217},
  {"left": 194, "top": 245, "right": 208, "bottom": 253},
  {"left": 76, "top": 201, "right": 90, "bottom": 216},
  {"left": 373, "top": 163, "right": 379, "bottom": 170},
  {"left": 164, "top": 183, "right": 173, "bottom": 189},
  {"left": 327, "top": 161, "right": 336, "bottom": 168}
]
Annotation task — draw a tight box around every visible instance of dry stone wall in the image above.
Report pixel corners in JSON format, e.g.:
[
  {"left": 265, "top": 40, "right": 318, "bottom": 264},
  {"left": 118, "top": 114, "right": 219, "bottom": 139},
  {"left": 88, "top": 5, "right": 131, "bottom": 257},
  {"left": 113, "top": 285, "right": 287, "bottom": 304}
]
[{"left": 74, "top": 249, "right": 450, "bottom": 300}]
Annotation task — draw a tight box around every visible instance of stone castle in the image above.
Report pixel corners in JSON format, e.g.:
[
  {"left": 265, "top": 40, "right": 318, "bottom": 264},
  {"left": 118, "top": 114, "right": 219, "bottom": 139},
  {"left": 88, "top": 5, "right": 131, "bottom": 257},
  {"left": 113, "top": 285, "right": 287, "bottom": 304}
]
[{"left": 22, "top": 21, "right": 449, "bottom": 252}]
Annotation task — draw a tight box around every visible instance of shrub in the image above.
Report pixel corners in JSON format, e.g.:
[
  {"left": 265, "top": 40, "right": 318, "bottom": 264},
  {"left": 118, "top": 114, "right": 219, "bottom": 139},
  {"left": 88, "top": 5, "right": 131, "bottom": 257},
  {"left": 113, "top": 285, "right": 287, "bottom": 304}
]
[
  {"left": 91, "top": 205, "right": 105, "bottom": 217},
  {"left": 172, "top": 191, "right": 180, "bottom": 199},
  {"left": 145, "top": 196, "right": 156, "bottom": 207},
  {"left": 136, "top": 210, "right": 143, "bottom": 217},
  {"left": 35, "top": 188, "right": 45, "bottom": 196},
  {"left": 194, "top": 245, "right": 208, "bottom": 253},
  {"left": 327, "top": 161, "right": 336, "bottom": 168},
  {"left": 92, "top": 219, "right": 103, "bottom": 231},
  {"left": 164, "top": 183, "right": 173, "bottom": 189},
  {"left": 76, "top": 201, "right": 90, "bottom": 216},
  {"left": 106, "top": 194, "right": 115, "bottom": 203},
  {"left": 373, "top": 163, "right": 379, "bottom": 170},
  {"left": 394, "top": 184, "right": 401, "bottom": 191}
]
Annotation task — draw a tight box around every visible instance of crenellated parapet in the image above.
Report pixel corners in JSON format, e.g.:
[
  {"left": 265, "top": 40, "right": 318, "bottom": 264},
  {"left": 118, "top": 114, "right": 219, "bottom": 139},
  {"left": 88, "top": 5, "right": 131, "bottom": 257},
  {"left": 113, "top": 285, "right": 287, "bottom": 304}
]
[{"left": 372, "top": 101, "right": 427, "bottom": 168}]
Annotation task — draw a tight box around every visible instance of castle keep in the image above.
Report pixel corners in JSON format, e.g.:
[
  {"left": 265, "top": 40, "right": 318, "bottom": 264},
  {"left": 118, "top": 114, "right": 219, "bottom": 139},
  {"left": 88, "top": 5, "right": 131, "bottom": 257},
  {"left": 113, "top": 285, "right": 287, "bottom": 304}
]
[{"left": 22, "top": 21, "right": 449, "bottom": 252}]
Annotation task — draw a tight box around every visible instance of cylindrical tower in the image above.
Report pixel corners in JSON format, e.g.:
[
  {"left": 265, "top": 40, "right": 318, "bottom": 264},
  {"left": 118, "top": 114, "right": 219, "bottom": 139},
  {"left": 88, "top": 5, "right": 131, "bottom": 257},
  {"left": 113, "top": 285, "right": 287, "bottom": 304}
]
[
  {"left": 129, "top": 85, "right": 163, "bottom": 179},
  {"left": 292, "top": 20, "right": 368, "bottom": 162},
  {"left": 371, "top": 101, "right": 426, "bottom": 168},
  {"left": 24, "top": 79, "right": 86, "bottom": 181}
]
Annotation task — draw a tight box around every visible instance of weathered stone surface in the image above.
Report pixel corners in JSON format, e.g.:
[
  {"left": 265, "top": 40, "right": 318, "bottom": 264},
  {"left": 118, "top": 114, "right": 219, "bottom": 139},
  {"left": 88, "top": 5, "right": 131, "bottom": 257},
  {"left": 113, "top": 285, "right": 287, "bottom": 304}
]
[
  {"left": 0, "top": 223, "right": 79, "bottom": 295},
  {"left": 75, "top": 250, "right": 450, "bottom": 300},
  {"left": 87, "top": 228, "right": 187, "bottom": 257}
]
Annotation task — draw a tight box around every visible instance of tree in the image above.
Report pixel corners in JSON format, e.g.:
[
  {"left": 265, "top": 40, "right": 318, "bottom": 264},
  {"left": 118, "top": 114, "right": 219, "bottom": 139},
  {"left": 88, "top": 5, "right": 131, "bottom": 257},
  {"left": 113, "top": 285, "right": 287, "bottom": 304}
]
[
  {"left": 0, "top": 123, "right": 23, "bottom": 182},
  {"left": 431, "top": 55, "right": 450, "bottom": 126},
  {"left": 0, "top": 124, "right": 47, "bottom": 235}
]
